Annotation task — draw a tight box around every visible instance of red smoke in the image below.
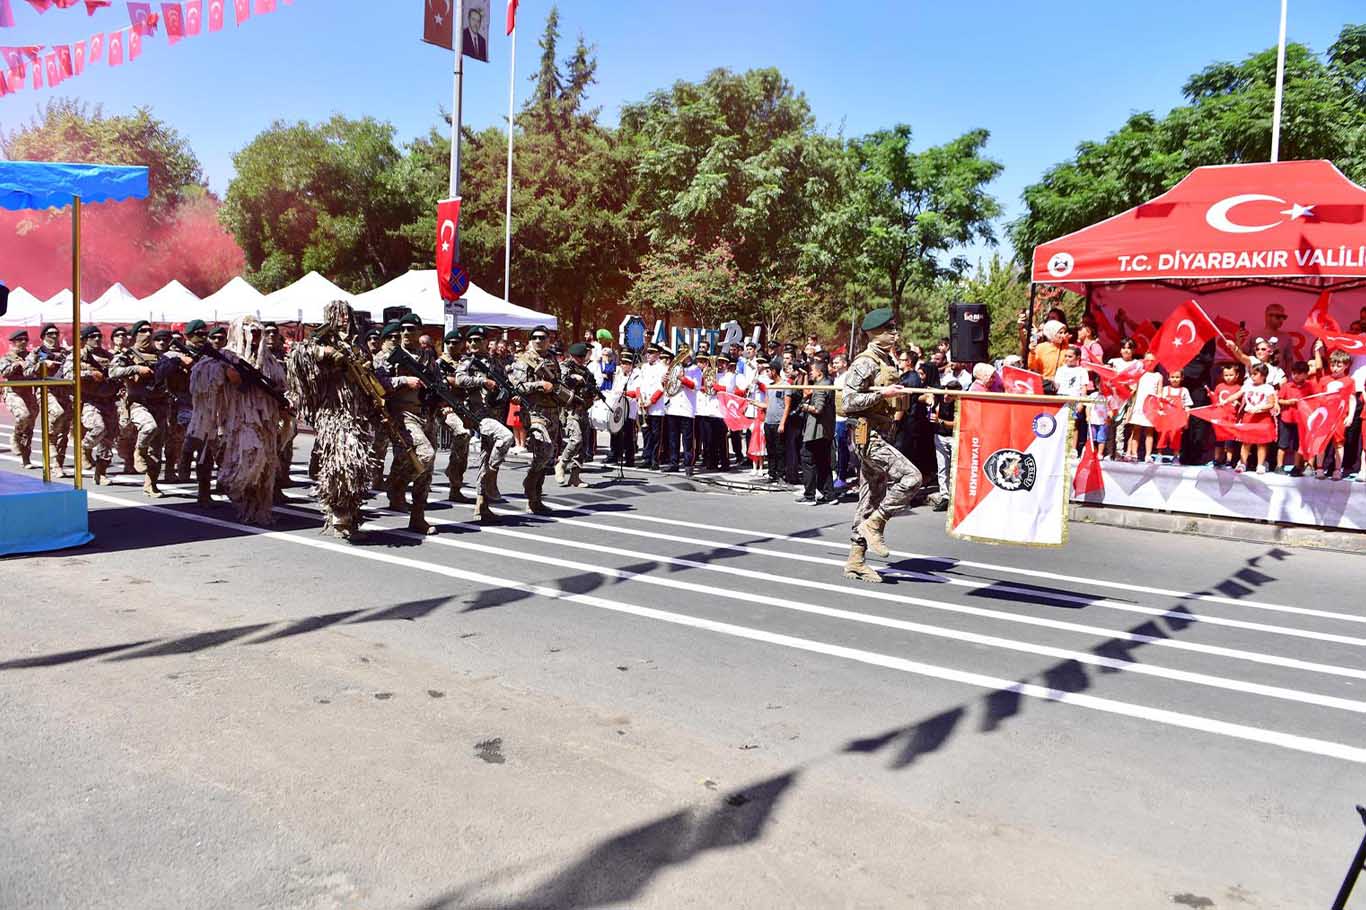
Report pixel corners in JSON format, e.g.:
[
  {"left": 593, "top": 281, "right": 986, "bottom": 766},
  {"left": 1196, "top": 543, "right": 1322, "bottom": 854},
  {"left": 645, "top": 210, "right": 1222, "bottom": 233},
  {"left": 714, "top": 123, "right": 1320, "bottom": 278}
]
[{"left": 0, "top": 195, "right": 245, "bottom": 300}]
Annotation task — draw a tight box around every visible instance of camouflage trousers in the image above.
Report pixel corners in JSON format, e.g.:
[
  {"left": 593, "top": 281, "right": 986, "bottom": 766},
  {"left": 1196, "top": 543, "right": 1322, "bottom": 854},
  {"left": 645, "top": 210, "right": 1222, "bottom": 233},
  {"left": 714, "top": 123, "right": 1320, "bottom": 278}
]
[
  {"left": 523, "top": 411, "right": 559, "bottom": 487},
  {"left": 116, "top": 397, "right": 137, "bottom": 468},
  {"left": 164, "top": 402, "right": 192, "bottom": 475},
  {"left": 3, "top": 390, "right": 35, "bottom": 460},
  {"left": 441, "top": 408, "right": 472, "bottom": 488},
  {"left": 391, "top": 410, "right": 437, "bottom": 506},
  {"left": 474, "top": 416, "right": 513, "bottom": 480},
  {"left": 556, "top": 411, "right": 586, "bottom": 474},
  {"left": 851, "top": 429, "right": 922, "bottom": 543},
  {"left": 128, "top": 402, "right": 165, "bottom": 474},
  {"left": 39, "top": 391, "right": 72, "bottom": 465},
  {"left": 81, "top": 400, "right": 120, "bottom": 464}
]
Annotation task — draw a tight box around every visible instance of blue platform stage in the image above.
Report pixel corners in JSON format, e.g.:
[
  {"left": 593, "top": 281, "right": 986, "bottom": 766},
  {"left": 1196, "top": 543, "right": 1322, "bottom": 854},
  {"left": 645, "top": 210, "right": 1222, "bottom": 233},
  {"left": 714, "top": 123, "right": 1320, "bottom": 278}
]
[{"left": 0, "top": 471, "right": 92, "bottom": 557}]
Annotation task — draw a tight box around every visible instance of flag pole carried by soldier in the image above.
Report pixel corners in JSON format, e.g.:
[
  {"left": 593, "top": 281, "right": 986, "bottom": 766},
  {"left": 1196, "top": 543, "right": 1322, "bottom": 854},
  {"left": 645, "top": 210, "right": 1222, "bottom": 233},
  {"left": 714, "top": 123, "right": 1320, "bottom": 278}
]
[
  {"left": 1, "top": 329, "right": 37, "bottom": 469},
  {"left": 838, "top": 307, "right": 923, "bottom": 583}
]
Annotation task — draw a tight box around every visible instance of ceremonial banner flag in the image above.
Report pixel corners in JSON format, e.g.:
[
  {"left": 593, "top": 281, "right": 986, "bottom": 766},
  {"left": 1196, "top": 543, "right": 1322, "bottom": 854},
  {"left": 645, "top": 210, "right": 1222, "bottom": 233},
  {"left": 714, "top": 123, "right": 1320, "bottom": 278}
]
[
  {"left": 506, "top": 0, "right": 517, "bottom": 34},
  {"left": 207, "top": 0, "right": 222, "bottom": 30},
  {"left": 1304, "top": 291, "right": 1366, "bottom": 355},
  {"left": 716, "top": 390, "right": 751, "bottom": 432},
  {"left": 0, "top": 0, "right": 13, "bottom": 28},
  {"left": 1000, "top": 364, "right": 1044, "bottom": 396},
  {"left": 72, "top": 38, "right": 83, "bottom": 71},
  {"left": 161, "top": 2, "right": 183, "bottom": 42},
  {"left": 232, "top": 0, "right": 247, "bottom": 24},
  {"left": 1148, "top": 300, "right": 1222, "bottom": 374},
  {"left": 127, "top": 23, "right": 140, "bottom": 57},
  {"left": 1297, "top": 391, "right": 1351, "bottom": 460},
  {"left": 423, "top": 0, "right": 453, "bottom": 50},
  {"left": 949, "top": 398, "right": 1072, "bottom": 546},
  {"left": 1187, "top": 405, "right": 1277, "bottom": 444},
  {"left": 127, "top": 1, "right": 154, "bottom": 34},
  {"left": 1073, "top": 437, "right": 1104, "bottom": 496},
  {"left": 435, "top": 197, "right": 462, "bottom": 302},
  {"left": 183, "top": 0, "right": 199, "bottom": 33},
  {"left": 107, "top": 27, "right": 123, "bottom": 64},
  {"left": 88, "top": 29, "right": 102, "bottom": 59}
]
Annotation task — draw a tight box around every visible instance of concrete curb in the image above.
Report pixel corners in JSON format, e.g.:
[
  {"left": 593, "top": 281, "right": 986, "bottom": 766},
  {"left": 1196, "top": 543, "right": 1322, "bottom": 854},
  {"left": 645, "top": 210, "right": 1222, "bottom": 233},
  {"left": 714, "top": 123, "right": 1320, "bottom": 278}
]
[{"left": 1069, "top": 503, "right": 1366, "bottom": 553}]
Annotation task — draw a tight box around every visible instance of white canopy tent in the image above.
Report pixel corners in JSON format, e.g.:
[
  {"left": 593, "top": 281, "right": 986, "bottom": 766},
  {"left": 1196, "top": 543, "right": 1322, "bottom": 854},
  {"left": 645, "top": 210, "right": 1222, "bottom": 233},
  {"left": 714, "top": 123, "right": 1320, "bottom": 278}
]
[
  {"left": 139, "top": 279, "right": 201, "bottom": 323},
  {"left": 262, "top": 271, "right": 354, "bottom": 324},
  {"left": 0, "top": 287, "right": 54, "bottom": 326},
  {"left": 199, "top": 276, "right": 265, "bottom": 321},
  {"left": 88, "top": 282, "right": 144, "bottom": 324},
  {"left": 353, "top": 270, "right": 558, "bottom": 329}
]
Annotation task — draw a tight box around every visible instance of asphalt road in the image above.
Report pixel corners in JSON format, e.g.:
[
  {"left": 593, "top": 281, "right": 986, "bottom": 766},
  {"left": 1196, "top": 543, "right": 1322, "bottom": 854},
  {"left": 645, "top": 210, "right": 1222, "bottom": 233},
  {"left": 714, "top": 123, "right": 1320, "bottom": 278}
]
[{"left": 2, "top": 420, "right": 1365, "bottom": 910}]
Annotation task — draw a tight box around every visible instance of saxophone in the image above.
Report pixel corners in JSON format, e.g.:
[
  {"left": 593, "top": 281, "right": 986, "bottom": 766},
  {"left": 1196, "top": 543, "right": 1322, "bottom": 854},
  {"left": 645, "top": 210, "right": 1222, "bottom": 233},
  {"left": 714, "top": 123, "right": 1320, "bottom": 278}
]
[{"left": 663, "top": 343, "right": 692, "bottom": 396}]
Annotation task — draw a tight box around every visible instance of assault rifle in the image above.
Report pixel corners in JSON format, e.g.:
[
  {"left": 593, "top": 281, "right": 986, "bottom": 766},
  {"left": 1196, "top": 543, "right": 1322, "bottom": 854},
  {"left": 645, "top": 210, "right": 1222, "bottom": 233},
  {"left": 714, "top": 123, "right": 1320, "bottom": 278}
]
[
  {"left": 386, "top": 344, "right": 479, "bottom": 431},
  {"left": 467, "top": 353, "right": 517, "bottom": 409},
  {"left": 172, "top": 340, "right": 292, "bottom": 411}
]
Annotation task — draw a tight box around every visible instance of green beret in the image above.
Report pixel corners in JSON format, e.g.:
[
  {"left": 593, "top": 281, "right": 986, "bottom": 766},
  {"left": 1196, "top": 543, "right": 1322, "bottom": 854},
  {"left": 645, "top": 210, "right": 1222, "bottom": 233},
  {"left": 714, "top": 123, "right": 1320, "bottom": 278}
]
[
  {"left": 595, "top": 329, "right": 613, "bottom": 342},
  {"left": 443, "top": 329, "right": 463, "bottom": 343},
  {"left": 184, "top": 319, "right": 207, "bottom": 336},
  {"left": 567, "top": 341, "right": 589, "bottom": 358},
  {"left": 464, "top": 325, "right": 486, "bottom": 339},
  {"left": 130, "top": 320, "right": 152, "bottom": 336},
  {"left": 861, "top": 307, "right": 895, "bottom": 333},
  {"left": 399, "top": 313, "right": 423, "bottom": 327},
  {"left": 79, "top": 325, "right": 102, "bottom": 340},
  {"left": 380, "top": 321, "right": 402, "bottom": 339},
  {"left": 8, "top": 329, "right": 29, "bottom": 341},
  {"left": 208, "top": 325, "right": 227, "bottom": 338},
  {"left": 151, "top": 329, "right": 173, "bottom": 341}
]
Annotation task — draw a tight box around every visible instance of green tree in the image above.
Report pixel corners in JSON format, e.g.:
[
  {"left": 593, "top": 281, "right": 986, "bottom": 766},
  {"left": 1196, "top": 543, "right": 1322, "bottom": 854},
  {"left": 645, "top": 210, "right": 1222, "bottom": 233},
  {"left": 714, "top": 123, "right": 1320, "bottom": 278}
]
[
  {"left": 623, "top": 238, "right": 751, "bottom": 330},
  {"left": 222, "top": 115, "right": 421, "bottom": 293},
  {"left": 1, "top": 98, "right": 204, "bottom": 214},
  {"left": 841, "top": 125, "right": 1003, "bottom": 327},
  {"left": 1010, "top": 25, "right": 1366, "bottom": 259}
]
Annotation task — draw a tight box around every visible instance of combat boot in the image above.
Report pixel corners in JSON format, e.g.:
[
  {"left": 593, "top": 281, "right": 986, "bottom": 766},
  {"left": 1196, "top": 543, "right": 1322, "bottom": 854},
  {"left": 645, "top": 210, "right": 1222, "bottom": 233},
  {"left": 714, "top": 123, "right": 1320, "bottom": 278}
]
[
  {"left": 473, "top": 474, "right": 497, "bottom": 523},
  {"left": 843, "top": 542, "right": 882, "bottom": 584},
  {"left": 447, "top": 479, "right": 472, "bottom": 503},
  {"left": 196, "top": 462, "right": 213, "bottom": 506},
  {"left": 554, "top": 462, "right": 567, "bottom": 486},
  {"left": 143, "top": 465, "right": 164, "bottom": 499},
  {"left": 175, "top": 448, "right": 193, "bottom": 484},
  {"left": 488, "top": 468, "right": 506, "bottom": 503},
  {"left": 407, "top": 500, "right": 436, "bottom": 535},
  {"left": 526, "top": 476, "right": 552, "bottom": 515},
  {"left": 857, "top": 510, "right": 891, "bottom": 558},
  {"left": 569, "top": 464, "right": 583, "bottom": 487},
  {"left": 386, "top": 476, "right": 410, "bottom": 512},
  {"left": 19, "top": 443, "right": 33, "bottom": 469},
  {"left": 93, "top": 459, "right": 112, "bottom": 486}
]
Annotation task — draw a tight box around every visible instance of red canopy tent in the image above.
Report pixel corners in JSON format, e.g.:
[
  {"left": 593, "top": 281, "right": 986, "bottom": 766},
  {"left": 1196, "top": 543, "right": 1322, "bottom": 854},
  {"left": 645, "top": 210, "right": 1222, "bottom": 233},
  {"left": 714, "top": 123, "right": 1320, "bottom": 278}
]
[{"left": 1030, "top": 159, "right": 1366, "bottom": 364}]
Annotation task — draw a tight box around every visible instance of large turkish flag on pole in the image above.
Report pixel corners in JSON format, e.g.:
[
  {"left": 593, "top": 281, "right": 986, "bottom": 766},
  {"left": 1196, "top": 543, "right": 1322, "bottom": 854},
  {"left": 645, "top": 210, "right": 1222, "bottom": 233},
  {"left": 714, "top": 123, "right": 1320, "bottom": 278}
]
[
  {"left": 423, "top": 0, "right": 454, "bottom": 50},
  {"left": 435, "top": 197, "right": 462, "bottom": 303}
]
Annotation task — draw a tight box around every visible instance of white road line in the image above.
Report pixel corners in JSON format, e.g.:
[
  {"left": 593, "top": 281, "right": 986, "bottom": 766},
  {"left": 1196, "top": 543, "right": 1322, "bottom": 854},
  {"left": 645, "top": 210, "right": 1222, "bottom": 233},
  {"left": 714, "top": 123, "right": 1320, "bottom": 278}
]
[
  {"left": 58, "top": 488, "right": 1366, "bottom": 764},
  {"left": 271, "top": 503, "right": 1366, "bottom": 716}
]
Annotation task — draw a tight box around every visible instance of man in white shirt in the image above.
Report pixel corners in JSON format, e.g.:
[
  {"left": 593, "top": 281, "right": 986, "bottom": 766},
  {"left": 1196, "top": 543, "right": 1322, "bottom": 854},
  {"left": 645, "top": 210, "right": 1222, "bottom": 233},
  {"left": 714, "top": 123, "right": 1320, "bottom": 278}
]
[
  {"left": 606, "top": 352, "right": 640, "bottom": 466},
  {"left": 663, "top": 348, "right": 702, "bottom": 475},
  {"left": 637, "top": 345, "right": 666, "bottom": 469}
]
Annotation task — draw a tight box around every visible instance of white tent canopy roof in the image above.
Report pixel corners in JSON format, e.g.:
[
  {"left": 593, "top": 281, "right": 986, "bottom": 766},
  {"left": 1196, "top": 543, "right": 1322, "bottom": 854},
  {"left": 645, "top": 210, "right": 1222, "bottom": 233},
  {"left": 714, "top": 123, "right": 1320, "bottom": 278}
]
[
  {"left": 89, "top": 282, "right": 143, "bottom": 323},
  {"left": 263, "top": 271, "right": 354, "bottom": 324},
  {"left": 199, "top": 276, "right": 265, "bottom": 320},
  {"left": 0, "top": 287, "right": 51, "bottom": 326},
  {"left": 139, "top": 280, "right": 201, "bottom": 322},
  {"left": 353, "top": 270, "right": 557, "bottom": 329}
]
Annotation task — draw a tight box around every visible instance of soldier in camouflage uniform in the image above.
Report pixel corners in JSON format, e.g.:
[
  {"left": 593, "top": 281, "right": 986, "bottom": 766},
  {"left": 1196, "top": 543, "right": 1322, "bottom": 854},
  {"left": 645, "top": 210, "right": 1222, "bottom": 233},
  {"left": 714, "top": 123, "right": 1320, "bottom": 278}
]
[
  {"left": 374, "top": 314, "right": 438, "bottom": 535},
  {"left": 24, "top": 323, "right": 72, "bottom": 476},
  {"left": 161, "top": 320, "right": 205, "bottom": 483},
  {"left": 839, "top": 307, "right": 922, "bottom": 583},
  {"left": 108, "top": 320, "right": 173, "bottom": 497},
  {"left": 108, "top": 326, "right": 138, "bottom": 474},
  {"left": 64, "top": 326, "right": 121, "bottom": 485},
  {"left": 556, "top": 341, "right": 595, "bottom": 487},
  {"left": 1, "top": 329, "right": 37, "bottom": 468},
  {"left": 365, "top": 325, "right": 396, "bottom": 488},
  {"left": 453, "top": 325, "right": 515, "bottom": 521},
  {"left": 435, "top": 329, "right": 475, "bottom": 503},
  {"left": 508, "top": 325, "right": 567, "bottom": 515}
]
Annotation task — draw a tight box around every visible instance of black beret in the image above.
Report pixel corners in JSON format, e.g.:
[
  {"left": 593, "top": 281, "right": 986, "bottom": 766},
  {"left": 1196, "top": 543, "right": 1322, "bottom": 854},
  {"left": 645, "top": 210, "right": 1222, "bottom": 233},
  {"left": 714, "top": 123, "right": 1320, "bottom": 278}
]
[
  {"left": 364, "top": 327, "right": 381, "bottom": 340},
  {"left": 380, "top": 321, "right": 402, "bottom": 338},
  {"left": 261, "top": 321, "right": 278, "bottom": 330},
  {"left": 110, "top": 326, "right": 128, "bottom": 336},
  {"left": 79, "top": 325, "right": 102, "bottom": 340},
  {"left": 464, "top": 325, "right": 486, "bottom": 339},
  {"left": 40, "top": 323, "right": 60, "bottom": 336},
  {"left": 184, "top": 319, "right": 207, "bottom": 336},
  {"left": 861, "top": 307, "right": 895, "bottom": 332},
  {"left": 130, "top": 320, "right": 152, "bottom": 335},
  {"left": 567, "top": 341, "right": 589, "bottom": 358},
  {"left": 529, "top": 325, "right": 550, "bottom": 338},
  {"left": 399, "top": 313, "right": 423, "bottom": 327},
  {"left": 443, "top": 329, "right": 463, "bottom": 343},
  {"left": 9, "top": 329, "right": 29, "bottom": 341},
  {"left": 151, "top": 329, "right": 173, "bottom": 341}
]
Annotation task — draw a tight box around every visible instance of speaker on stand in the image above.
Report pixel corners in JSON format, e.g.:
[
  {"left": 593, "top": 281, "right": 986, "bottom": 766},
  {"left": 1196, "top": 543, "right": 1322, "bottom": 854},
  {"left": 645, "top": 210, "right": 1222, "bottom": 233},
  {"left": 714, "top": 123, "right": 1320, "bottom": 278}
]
[{"left": 948, "top": 302, "right": 990, "bottom": 364}]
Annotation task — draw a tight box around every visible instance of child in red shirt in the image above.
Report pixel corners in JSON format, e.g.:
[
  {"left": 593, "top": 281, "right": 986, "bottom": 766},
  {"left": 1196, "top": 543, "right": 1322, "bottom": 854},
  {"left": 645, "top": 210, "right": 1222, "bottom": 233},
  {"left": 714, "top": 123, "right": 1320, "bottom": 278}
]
[
  {"left": 1208, "top": 363, "right": 1244, "bottom": 469},
  {"left": 1310, "top": 347, "right": 1358, "bottom": 480},
  {"left": 1276, "top": 361, "right": 1314, "bottom": 476}
]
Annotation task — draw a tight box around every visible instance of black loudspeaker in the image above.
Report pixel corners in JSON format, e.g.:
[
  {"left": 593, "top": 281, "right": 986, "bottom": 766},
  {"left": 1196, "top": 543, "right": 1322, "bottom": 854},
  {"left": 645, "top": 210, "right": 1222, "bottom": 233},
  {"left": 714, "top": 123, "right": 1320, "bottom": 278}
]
[
  {"left": 948, "top": 301, "right": 990, "bottom": 363},
  {"left": 382, "top": 305, "right": 412, "bottom": 324}
]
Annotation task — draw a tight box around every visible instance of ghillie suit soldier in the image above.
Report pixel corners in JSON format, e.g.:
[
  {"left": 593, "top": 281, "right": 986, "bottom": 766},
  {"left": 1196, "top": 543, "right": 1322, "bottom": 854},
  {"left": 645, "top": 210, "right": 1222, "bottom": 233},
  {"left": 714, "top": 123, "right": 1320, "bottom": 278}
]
[
  {"left": 189, "top": 316, "right": 290, "bottom": 524},
  {"left": 288, "top": 300, "right": 385, "bottom": 540}
]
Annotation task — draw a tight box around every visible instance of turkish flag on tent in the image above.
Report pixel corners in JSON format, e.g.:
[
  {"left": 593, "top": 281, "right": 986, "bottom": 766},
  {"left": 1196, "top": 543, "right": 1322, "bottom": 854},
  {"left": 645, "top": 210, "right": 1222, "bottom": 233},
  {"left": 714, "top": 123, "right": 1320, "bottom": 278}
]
[
  {"left": 207, "top": 0, "right": 221, "bottom": 31},
  {"left": 1000, "top": 364, "right": 1044, "bottom": 396},
  {"left": 950, "top": 398, "right": 1072, "bottom": 546},
  {"left": 161, "top": 3, "right": 183, "bottom": 42},
  {"left": 716, "top": 390, "right": 751, "bottom": 432},
  {"left": 423, "top": 0, "right": 453, "bottom": 49},
  {"left": 1188, "top": 405, "right": 1277, "bottom": 444},
  {"left": 1297, "top": 390, "right": 1351, "bottom": 460},
  {"left": 107, "top": 28, "right": 123, "bottom": 64},
  {"left": 435, "top": 197, "right": 461, "bottom": 303},
  {"left": 1304, "top": 291, "right": 1366, "bottom": 355},
  {"left": 506, "top": 0, "right": 518, "bottom": 34},
  {"left": 183, "top": 0, "right": 199, "bottom": 33},
  {"left": 1073, "top": 437, "right": 1104, "bottom": 496},
  {"left": 1148, "top": 300, "right": 1223, "bottom": 374},
  {"left": 1142, "top": 393, "right": 1188, "bottom": 433},
  {"left": 88, "top": 30, "right": 103, "bottom": 60},
  {"left": 1085, "top": 360, "right": 1142, "bottom": 401}
]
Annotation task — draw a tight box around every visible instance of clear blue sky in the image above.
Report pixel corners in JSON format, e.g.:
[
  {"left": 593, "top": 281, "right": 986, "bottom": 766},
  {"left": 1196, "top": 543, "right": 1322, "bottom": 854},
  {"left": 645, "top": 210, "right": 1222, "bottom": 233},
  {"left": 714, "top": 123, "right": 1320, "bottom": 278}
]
[{"left": 2, "top": 0, "right": 1360, "bottom": 265}]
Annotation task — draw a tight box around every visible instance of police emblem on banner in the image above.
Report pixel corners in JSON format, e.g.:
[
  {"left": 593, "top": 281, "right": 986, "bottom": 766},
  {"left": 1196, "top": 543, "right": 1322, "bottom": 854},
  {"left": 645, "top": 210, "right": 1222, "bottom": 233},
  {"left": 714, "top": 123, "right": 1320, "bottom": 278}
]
[{"left": 983, "top": 449, "right": 1037, "bottom": 492}]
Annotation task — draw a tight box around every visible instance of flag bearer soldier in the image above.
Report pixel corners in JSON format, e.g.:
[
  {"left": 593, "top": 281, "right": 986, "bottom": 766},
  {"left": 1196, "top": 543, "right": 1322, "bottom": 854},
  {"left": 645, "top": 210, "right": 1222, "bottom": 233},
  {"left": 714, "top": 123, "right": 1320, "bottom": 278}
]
[
  {"left": 508, "top": 325, "right": 566, "bottom": 514},
  {"left": 436, "top": 328, "right": 476, "bottom": 503},
  {"left": 453, "top": 325, "right": 515, "bottom": 521},
  {"left": 64, "top": 325, "right": 120, "bottom": 485},
  {"left": 374, "top": 314, "right": 439, "bottom": 535},
  {"left": 25, "top": 323, "right": 72, "bottom": 476},
  {"left": 109, "top": 320, "right": 173, "bottom": 497},
  {"left": 1, "top": 329, "right": 37, "bottom": 468},
  {"left": 556, "top": 341, "right": 595, "bottom": 487},
  {"left": 840, "top": 307, "right": 921, "bottom": 583}
]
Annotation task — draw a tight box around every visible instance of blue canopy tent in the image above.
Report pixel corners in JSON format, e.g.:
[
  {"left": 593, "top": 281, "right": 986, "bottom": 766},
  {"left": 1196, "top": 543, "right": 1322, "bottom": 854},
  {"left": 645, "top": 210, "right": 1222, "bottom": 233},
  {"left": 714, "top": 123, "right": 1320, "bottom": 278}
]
[{"left": 0, "top": 162, "right": 148, "bottom": 555}]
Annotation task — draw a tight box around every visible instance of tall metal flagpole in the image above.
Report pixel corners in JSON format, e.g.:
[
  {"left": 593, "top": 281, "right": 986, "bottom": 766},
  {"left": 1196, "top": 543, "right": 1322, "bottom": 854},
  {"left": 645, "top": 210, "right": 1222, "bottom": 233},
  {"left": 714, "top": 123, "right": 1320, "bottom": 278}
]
[
  {"left": 1270, "top": 0, "right": 1288, "bottom": 162},
  {"left": 447, "top": 0, "right": 465, "bottom": 335},
  {"left": 504, "top": 11, "right": 515, "bottom": 300}
]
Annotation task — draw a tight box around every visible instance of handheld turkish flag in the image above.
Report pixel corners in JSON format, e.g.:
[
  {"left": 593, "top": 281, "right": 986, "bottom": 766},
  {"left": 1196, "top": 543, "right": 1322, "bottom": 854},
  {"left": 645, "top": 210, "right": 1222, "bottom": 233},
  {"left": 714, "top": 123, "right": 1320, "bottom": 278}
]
[
  {"left": 1304, "top": 291, "right": 1366, "bottom": 355},
  {"left": 1142, "top": 394, "right": 1188, "bottom": 434},
  {"left": 1187, "top": 405, "right": 1277, "bottom": 444},
  {"left": 207, "top": 0, "right": 222, "bottom": 31},
  {"left": 161, "top": 3, "right": 183, "bottom": 42},
  {"left": 1085, "top": 360, "right": 1141, "bottom": 401},
  {"left": 423, "top": 0, "right": 453, "bottom": 49},
  {"left": 1073, "top": 437, "right": 1104, "bottom": 496},
  {"left": 1000, "top": 364, "right": 1044, "bottom": 396},
  {"left": 107, "top": 28, "right": 123, "bottom": 64},
  {"left": 1297, "top": 390, "right": 1351, "bottom": 460},
  {"left": 716, "top": 390, "right": 751, "bottom": 432},
  {"left": 183, "top": 0, "right": 199, "bottom": 33},
  {"left": 435, "top": 197, "right": 462, "bottom": 303},
  {"left": 1148, "top": 300, "right": 1222, "bottom": 374},
  {"left": 506, "top": 0, "right": 518, "bottom": 34}
]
